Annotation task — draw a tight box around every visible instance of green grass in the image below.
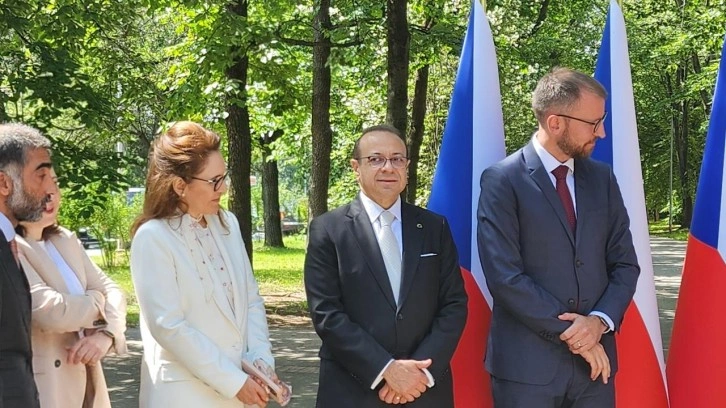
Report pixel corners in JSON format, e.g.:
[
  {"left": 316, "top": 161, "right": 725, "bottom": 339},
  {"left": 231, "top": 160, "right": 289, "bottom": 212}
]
[
  {"left": 92, "top": 234, "right": 308, "bottom": 327},
  {"left": 648, "top": 218, "right": 689, "bottom": 241},
  {"left": 102, "top": 263, "right": 140, "bottom": 327},
  {"left": 252, "top": 235, "right": 306, "bottom": 293}
]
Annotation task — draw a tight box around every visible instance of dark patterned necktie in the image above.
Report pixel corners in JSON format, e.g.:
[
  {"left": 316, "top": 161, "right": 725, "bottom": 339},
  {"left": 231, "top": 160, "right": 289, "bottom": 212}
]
[{"left": 551, "top": 165, "right": 576, "bottom": 233}]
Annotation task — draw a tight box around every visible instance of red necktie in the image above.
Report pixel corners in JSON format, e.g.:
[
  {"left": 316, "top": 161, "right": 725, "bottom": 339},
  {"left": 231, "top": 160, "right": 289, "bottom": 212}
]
[
  {"left": 551, "top": 165, "right": 576, "bottom": 233},
  {"left": 9, "top": 238, "right": 19, "bottom": 267}
]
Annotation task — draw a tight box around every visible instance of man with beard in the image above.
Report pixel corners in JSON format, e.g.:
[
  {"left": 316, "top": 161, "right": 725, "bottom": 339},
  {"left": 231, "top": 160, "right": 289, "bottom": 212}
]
[
  {"left": 0, "top": 123, "right": 55, "bottom": 407},
  {"left": 477, "top": 68, "right": 640, "bottom": 407}
]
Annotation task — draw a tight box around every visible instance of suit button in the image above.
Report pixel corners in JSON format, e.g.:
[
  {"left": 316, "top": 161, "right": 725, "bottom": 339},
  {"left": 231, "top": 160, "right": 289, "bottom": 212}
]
[
  {"left": 397, "top": 313, "right": 404, "bottom": 321},
  {"left": 576, "top": 260, "right": 584, "bottom": 267},
  {"left": 54, "top": 360, "right": 61, "bottom": 368},
  {"left": 567, "top": 299, "right": 575, "bottom": 305}
]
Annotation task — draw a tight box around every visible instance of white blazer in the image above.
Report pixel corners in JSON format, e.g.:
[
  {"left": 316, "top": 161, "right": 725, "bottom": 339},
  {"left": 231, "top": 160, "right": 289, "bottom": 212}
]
[{"left": 130, "top": 211, "right": 273, "bottom": 408}]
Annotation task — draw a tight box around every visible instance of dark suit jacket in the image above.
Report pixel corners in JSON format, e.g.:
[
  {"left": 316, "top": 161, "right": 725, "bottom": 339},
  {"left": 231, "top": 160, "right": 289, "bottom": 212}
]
[
  {"left": 0, "top": 231, "right": 39, "bottom": 408},
  {"left": 304, "top": 196, "right": 467, "bottom": 408},
  {"left": 477, "top": 142, "right": 640, "bottom": 385}
]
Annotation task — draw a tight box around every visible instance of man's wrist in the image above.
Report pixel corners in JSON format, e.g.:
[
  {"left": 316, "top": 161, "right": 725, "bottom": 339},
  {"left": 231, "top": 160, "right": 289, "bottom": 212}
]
[{"left": 596, "top": 316, "right": 610, "bottom": 333}]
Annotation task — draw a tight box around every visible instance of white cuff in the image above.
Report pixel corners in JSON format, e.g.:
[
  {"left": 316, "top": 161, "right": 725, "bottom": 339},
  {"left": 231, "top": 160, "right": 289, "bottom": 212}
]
[
  {"left": 421, "top": 368, "right": 435, "bottom": 387},
  {"left": 589, "top": 311, "right": 614, "bottom": 333},
  {"left": 371, "top": 359, "right": 394, "bottom": 389}
]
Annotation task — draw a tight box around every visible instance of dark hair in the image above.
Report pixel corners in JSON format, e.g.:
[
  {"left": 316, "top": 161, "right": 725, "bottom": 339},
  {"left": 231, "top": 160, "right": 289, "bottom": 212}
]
[
  {"left": 352, "top": 124, "right": 407, "bottom": 158},
  {"left": 0, "top": 123, "right": 52, "bottom": 176},
  {"left": 15, "top": 223, "right": 61, "bottom": 241},
  {"left": 531, "top": 67, "right": 608, "bottom": 124},
  {"left": 131, "top": 121, "right": 224, "bottom": 236}
]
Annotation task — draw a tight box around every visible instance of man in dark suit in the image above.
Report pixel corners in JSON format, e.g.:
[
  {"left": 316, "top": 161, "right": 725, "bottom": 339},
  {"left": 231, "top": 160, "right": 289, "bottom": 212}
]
[
  {"left": 477, "top": 68, "right": 640, "bottom": 408},
  {"left": 0, "top": 123, "right": 55, "bottom": 408},
  {"left": 305, "top": 125, "right": 467, "bottom": 407}
]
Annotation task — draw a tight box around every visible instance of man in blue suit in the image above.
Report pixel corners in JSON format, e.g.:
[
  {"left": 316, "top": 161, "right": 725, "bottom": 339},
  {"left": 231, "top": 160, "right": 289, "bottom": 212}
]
[{"left": 477, "top": 68, "right": 640, "bottom": 407}]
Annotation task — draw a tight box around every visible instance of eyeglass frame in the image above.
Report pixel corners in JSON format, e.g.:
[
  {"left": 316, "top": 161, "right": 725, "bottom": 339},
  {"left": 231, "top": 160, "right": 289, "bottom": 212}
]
[
  {"left": 553, "top": 111, "right": 608, "bottom": 134},
  {"left": 354, "top": 155, "right": 410, "bottom": 169},
  {"left": 189, "top": 170, "right": 230, "bottom": 191}
]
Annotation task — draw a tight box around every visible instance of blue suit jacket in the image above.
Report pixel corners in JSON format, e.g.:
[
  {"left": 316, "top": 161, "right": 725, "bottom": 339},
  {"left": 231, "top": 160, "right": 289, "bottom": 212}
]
[{"left": 477, "top": 142, "right": 640, "bottom": 385}]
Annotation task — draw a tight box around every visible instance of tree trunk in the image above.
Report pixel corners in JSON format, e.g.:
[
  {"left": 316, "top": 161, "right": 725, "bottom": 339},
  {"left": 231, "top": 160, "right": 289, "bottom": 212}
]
[
  {"left": 225, "top": 0, "right": 253, "bottom": 259},
  {"left": 405, "top": 64, "right": 429, "bottom": 204},
  {"left": 261, "top": 130, "right": 284, "bottom": 248},
  {"left": 385, "top": 0, "right": 409, "bottom": 135},
  {"left": 309, "top": 0, "right": 333, "bottom": 219}
]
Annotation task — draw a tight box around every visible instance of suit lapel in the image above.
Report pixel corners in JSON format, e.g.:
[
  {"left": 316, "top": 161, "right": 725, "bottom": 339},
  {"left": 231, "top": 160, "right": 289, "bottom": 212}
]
[
  {"left": 348, "top": 198, "right": 397, "bottom": 311},
  {"left": 397, "top": 204, "right": 424, "bottom": 310},
  {"left": 574, "top": 159, "right": 596, "bottom": 248},
  {"left": 523, "top": 143, "right": 575, "bottom": 246},
  {"left": 48, "top": 234, "right": 87, "bottom": 288},
  {"left": 18, "top": 237, "right": 71, "bottom": 293},
  {"left": 207, "top": 215, "right": 246, "bottom": 332}
]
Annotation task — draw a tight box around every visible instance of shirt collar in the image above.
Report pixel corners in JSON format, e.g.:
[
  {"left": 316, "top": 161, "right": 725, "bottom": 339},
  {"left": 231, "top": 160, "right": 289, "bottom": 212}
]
[
  {"left": 0, "top": 212, "right": 15, "bottom": 242},
  {"left": 359, "top": 192, "right": 402, "bottom": 225},
  {"left": 532, "top": 133, "right": 575, "bottom": 175}
]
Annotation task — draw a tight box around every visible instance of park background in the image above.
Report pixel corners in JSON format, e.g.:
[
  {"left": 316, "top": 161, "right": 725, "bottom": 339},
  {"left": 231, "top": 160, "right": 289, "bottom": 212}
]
[{"left": 1, "top": 0, "right": 721, "bottom": 327}]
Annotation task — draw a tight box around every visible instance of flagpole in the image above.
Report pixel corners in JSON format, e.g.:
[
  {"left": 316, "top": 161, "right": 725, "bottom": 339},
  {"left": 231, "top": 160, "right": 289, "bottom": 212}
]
[{"left": 669, "top": 118, "right": 674, "bottom": 232}]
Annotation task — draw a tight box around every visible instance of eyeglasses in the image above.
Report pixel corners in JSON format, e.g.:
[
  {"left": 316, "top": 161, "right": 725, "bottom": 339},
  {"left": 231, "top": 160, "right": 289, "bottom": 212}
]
[
  {"left": 190, "top": 171, "right": 230, "bottom": 191},
  {"left": 554, "top": 111, "right": 608, "bottom": 134},
  {"left": 355, "top": 156, "right": 409, "bottom": 169}
]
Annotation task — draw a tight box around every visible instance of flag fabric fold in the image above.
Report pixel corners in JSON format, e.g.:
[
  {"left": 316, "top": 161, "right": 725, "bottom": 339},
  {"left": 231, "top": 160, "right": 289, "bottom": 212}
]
[
  {"left": 427, "top": 1, "right": 505, "bottom": 406},
  {"left": 667, "top": 32, "right": 726, "bottom": 408},
  {"left": 592, "top": 1, "right": 669, "bottom": 407}
]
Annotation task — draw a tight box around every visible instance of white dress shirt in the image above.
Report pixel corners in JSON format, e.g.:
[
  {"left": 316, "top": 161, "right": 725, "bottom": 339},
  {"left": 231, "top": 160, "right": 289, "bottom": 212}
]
[
  {"left": 532, "top": 134, "right": 614, "bottom": 332},
  {"left": 0, "top": 212, "right": 15, "bottom": 242},
  {"left": 358, "top": 193, "right": 435, "bottom": 389}
]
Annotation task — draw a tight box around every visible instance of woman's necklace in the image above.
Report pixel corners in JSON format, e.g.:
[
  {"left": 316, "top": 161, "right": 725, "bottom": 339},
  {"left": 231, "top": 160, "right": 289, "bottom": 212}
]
[{"left": 189, "top": 213, "right": 204, "bottom": 223}]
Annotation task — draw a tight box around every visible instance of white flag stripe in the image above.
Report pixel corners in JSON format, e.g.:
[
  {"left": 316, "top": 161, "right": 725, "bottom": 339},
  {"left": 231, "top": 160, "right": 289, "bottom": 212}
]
[
  {"left": 608, "top": 0, "right": 667, "bottom": 385},
  {"left": 717, "top": 127, "right": 726, "bottom": 258},
  {"left": 469, "top": 0, "right": 505, "bottom": 308}
]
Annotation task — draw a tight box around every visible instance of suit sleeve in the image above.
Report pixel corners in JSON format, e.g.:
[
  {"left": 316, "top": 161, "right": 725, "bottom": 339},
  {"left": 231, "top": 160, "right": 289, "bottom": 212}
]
[
  {"left": 225, "top": 214, "right": 274, "bottom": 369},
  {"left": 131, "top": 225, "right": 248, "bottom": 399},
  {"left": 19, "top": 252, "right": 106, "bottom": 334},
  {"left": 592, "top": 169, "right": 640, "bottom": 330},
  {"left": 477, "top": 166, "right": 570, "bottom": 342},
  {"left": 78, "top": 234, "right": 128, "bottom": 355},
  {"left": 304, "top": 217, "right": 393, "bottom": 386},
  {"left": 410, "top": 217, "right": 468, "bottom": 380}
]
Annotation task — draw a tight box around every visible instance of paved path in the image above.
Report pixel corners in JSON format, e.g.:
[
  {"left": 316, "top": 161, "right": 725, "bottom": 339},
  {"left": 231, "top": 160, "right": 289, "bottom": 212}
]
[
  {"left": 104, "top": 326, "right": 322, "bottom": 407},
  {"left": 104, "top": 236, "right": 686, "bottom": 407}
]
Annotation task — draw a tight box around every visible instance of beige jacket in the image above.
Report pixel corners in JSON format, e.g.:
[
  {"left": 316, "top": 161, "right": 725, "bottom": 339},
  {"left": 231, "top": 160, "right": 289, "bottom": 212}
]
[
  {"left": 130, "top": 211, "right": 273, "bottom": 408},
  {"left": 17, "top": 227, "right": 127, "bottom": 408}
]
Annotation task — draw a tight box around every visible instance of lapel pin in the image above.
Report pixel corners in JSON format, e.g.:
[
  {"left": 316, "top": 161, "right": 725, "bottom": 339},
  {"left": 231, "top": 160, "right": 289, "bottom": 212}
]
[{"left": 416, "top": 223, "right": 423, "bottom": 229}]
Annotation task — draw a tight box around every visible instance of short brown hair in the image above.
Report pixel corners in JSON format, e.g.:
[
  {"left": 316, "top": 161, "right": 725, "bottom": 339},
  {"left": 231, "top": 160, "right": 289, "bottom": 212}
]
[
  {"left": 131, "top": 121, "right": 222, "bottom": 236},
  {"left": 531, "top": 67, "right": 607, "bottom": 125}
]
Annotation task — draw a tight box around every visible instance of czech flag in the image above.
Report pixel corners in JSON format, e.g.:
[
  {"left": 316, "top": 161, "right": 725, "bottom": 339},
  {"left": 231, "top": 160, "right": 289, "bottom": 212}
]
[
  {"left": 427, "top": 1, "right": 505, "bottom": 406},
  {"left": 592, "top": 1, "right": 669, "bottom": 407},
  {"left": 667, "top": 32, "right": 726, "bottom": 408}
]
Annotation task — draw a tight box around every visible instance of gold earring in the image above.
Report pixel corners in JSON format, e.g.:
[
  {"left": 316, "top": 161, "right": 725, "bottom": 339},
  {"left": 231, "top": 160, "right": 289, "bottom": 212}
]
[{"left": 181, "top": 191, "right": 185, "bottom": 198}]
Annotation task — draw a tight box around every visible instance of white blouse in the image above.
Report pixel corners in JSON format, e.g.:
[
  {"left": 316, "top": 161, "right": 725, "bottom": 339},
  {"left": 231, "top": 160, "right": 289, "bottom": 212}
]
[
  {"left": 37, "top": 240, "right": 85, "bottom": 295},
  {"left": 188, "top": 219, "right": 236, "bottom": 313}
]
